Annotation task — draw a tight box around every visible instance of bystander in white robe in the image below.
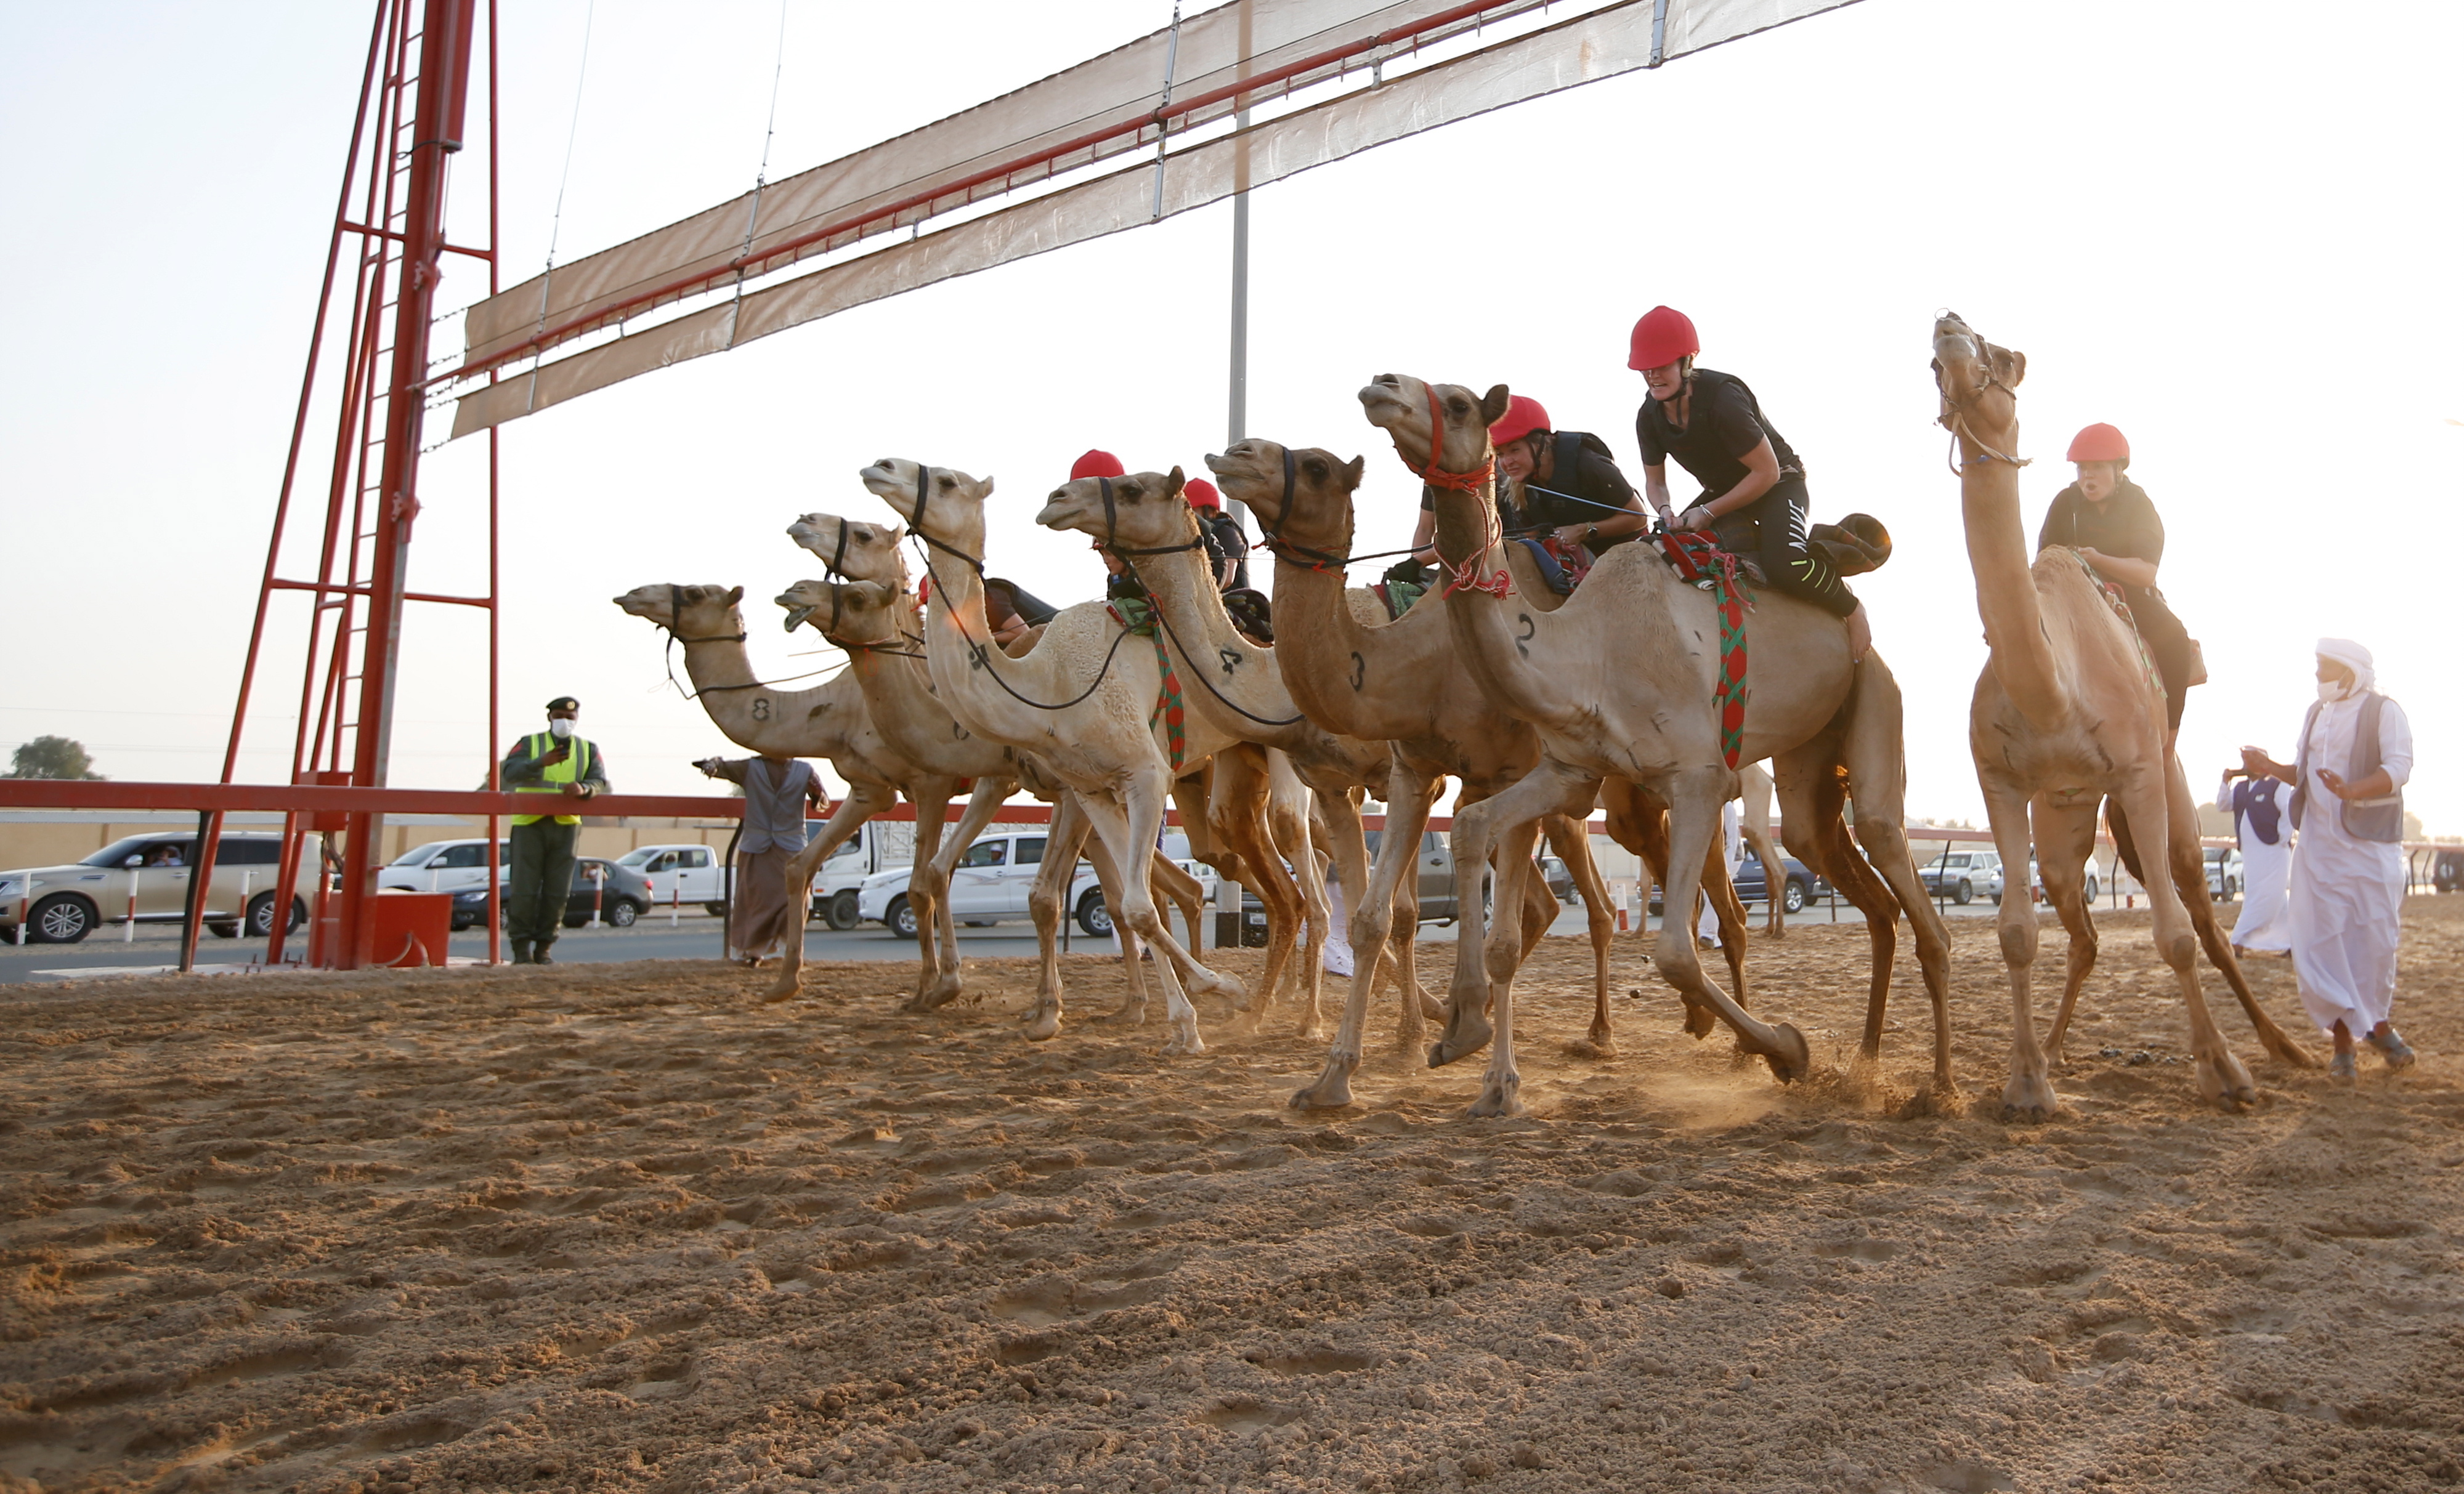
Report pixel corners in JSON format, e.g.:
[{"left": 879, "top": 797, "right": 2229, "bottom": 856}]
[
  {"left": 2221, "top": 772, "right": 2293, "bottom": 952},
  {"left": 1696, "top": 802, "right": 1744, "bottom": 945},
  {"left": 2287, "top": 683, "right": 2413, "bottom": 1036}
]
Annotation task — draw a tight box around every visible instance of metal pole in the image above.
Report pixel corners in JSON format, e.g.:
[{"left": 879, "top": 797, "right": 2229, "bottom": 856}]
[
  {"left": 1214, "top": 0, "right": 1255, "bottom": 953},
  {"left": 338, "top": 0, "right": 478, "bottom": 969}
]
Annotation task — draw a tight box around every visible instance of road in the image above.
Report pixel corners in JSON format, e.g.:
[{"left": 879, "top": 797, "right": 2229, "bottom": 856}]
[{"left": 0, "top": 892, "right": 2025, "bottom": 986}]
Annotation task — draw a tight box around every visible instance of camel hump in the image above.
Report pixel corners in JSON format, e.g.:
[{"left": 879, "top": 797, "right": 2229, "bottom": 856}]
[{"left": 1810, "top": 513, "right": 1892, "bottom": 576}]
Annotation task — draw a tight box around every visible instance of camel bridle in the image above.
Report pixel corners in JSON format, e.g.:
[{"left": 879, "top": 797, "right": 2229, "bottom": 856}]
[
  {"left": 1932, "top": 342, "right": 2031, "bottom": 474},
  {"left": 1385, "top": 381, "right": 1509, "bottom": 600}
]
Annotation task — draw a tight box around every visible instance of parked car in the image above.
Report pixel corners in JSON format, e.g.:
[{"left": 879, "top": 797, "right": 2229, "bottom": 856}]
[
  {"left": 2022, "top": 858, "right": 2101, "bottom": 903},
  {"left": 447, "top": 857, "right": 651, "bottom": 931},
  {"left": 0, "top": 831, "right": 317, "bottom": 944},
  {"left": 1733, "top": 854, "right": 1827, "bottom": 914},
  {"left": 1918, "top": 849, "right": 2001, "bottom": 905},
  {"left": 381, "top": 838, "right": 511, "bottom": 894},
  {"left": 1649, "top": 855, "right": 1830, "bottom": 915},
  {"left": 855, "top": 829, "right": 1212, "bottom": 939},
  {"left": 2437, "top": 849, "right": 2464, "bottom": 895},
  {"left": 1538, "top": 855, "right": 1575, "bottom": 903},
  {"left": 2203, "top": 846, "right": 2242, "bottom": 901},
  {"left": 615, "top": 842, "right": 727, "bottom": 915}
]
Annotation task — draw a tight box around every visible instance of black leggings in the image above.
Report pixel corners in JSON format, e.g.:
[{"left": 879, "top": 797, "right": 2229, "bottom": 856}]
[
  {"left": 1709, "top": 477, "right": 1858, "bottom": 619},
  {"left": 2126, "top": 586, "right": 2194, "bottom": 732}
]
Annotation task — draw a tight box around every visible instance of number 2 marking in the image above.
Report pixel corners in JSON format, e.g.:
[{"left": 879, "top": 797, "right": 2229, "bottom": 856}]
[{"left": 1515, "top": 613, "right": 1535, "bottom": 659}]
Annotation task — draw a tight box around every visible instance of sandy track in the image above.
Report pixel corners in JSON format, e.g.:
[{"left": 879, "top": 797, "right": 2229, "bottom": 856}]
[{"left": 2, "top": 898, "right": 2459, "bottom": 1493}]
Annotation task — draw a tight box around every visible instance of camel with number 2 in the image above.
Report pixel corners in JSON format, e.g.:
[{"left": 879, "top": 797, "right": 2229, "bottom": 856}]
[
  {"left": 1358, "top": 373, "right": 1957, "bottom": 1117},
  {"left": 1928, "top": 312, "right": 2314, "bottom": 1118}
]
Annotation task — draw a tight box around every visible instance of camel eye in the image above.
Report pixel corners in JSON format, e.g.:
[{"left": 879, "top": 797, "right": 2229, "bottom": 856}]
[
  {"left": 936, "top": 474, "right": 954, "bottom": 490},
  {"left": 1304, "top": 458, "right": 1327, "bottom": 480}
]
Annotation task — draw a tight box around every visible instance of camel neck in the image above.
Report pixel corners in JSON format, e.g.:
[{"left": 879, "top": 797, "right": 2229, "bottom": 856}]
[
  {"left": 679, "top": 629, "right": 862, "bottom": 756},
  {"left": 1960, "top": 450, "right": 2067, "bottom": 730},
  {"left": 1132, "top": 533, "right": 1307, "bottom": 748},
  {"left": 1425, "top": 480, "right": 1578, "bottom": 731}
]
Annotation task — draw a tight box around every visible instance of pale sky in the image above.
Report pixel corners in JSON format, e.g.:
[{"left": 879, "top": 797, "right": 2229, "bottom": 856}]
[{"left": 4, "top": 1, "right": 2457, "bottom": 832}]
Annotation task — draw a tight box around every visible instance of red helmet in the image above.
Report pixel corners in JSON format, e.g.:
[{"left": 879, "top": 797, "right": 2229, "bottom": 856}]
[
  {"left": 1486, "top": 395, "right": 1551, "bottom": 448},
  {"left": 2065, "top": 423, "right": 2129, "bottom": 464},
  {"left": 1184, "top": 477, "right": 1223, "bottom": 511},
  {"left": 1070, "top": 449, "right": 1125, "bottom": 480},
  {"left": 1626, "top": 305, "right": 1700, "bottom": 371}
]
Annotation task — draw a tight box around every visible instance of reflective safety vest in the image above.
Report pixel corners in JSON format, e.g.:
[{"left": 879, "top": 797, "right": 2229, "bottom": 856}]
[{"left": 513, "top": 733, "right": 593, "bottom": 826}]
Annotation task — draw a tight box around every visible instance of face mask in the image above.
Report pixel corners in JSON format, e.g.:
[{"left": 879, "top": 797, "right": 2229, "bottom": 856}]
[
  {"left": 549, "top": 718, "right": 575, "bottom": 740},
  {"left": 2316, "top": 680, "right": 2348, "bottom": 705}
]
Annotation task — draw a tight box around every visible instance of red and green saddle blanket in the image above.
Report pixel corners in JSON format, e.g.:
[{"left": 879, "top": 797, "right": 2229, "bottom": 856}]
[
  {"left": 1651, "top": 531, "right": 1752, "bottom": 770},
  {"left": 2065, "top": 549, "right": 2166, "bottom": 704},
  {"left": 1105, "top": 597, "right": 1189, "bottom": 770}
]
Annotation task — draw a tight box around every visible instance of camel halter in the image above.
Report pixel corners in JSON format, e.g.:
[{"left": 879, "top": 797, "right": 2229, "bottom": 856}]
[
  {"left": 1390, "top": 384, "right": 1509, "bottom": 600},
  {"left": 1092, "top": 474, "right": 1208, "bottom": 562},
  {"left": 1933, "top": 357, "right": 2032, "bottom": 474},
  {"left": 1253, "top": 444, "right": 1421, "bottom": 573},
  {"left": 656, "top": 584, "right": 837, "bottom": 700}
]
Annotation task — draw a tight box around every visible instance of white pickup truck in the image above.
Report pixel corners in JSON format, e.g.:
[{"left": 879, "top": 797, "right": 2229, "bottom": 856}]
[
  {"left": 854, "top": 826, "right": 1211, "bottom": 939},
  {"left": 618, "top": 820, "right": 918, "bottom": 928}
]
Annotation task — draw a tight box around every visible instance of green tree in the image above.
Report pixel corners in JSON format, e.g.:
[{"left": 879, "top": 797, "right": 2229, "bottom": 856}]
[{"left": 6, "top": 735, "right": 104, "bottom": 780}]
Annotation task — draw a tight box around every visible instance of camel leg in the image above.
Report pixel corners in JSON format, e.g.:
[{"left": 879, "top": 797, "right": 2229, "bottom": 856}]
[
  {"left": 1078, "top": 783, "right": 1210, "bottom": 1054},
  {"left": 1467, "top": 810, "right": 1557, "bottom": 1117},
  {"left": 1770, "top": 748, "right": 1910, "bottom": 1072},
  {"left": 1271, "top": 780, "right": 1331, "bottom": 1040},
  {"left": 1831, "top": 657, "right": 1960, "bottom": 1099},
  {"left": 1651, "top": 766, "right": 1810, "bottom": 1082},
  {"left": 1743, "top": 764, "right": 1786, "bottom": 939},
  {"left": 1980, "top": 779, "right": 2056, "bottom": 1120},
  {"left": 1299, "top": 782, "right": 1374, "bottom": 1043},
  {"left": 1209, "top": 746, "right": 1302, "bottom": 1026},
  {"left": 908, "top": 777, "right": 1013, "bottom": 1011},
  {"left": 1438, "top": 766, "right": 1597, "bottom": 1069},
  {"left": 1079, "top": 828, "right": 1153, "bottom": 1022},
  {"left": 2118, "top": 772, "right": 2255, "bottom": 1110},
  {"left": 1147, "top": 852, "right": 1207, "bottom": 966},
  {"left": 1702, "top": 834, "right": 1753, "bottom": 1011},
  {"left": 764, "top": 778, "right": 900, "bottom": 1001},
  {"left": 2150, "top": 755, "right": 2317, "bottom": 1068},
  {"left": 2036, "top": 801, "right": 2104, "bottom": 1065},
  {"left": 1023, "top": 795, "right": 1098, "bottom": 1040},
  {"left": 1543, "top": 814, "right": 1618, "bottom": 1053},
  {"left": 1602, "top": 779, "right": 1719, "bottom": 1038},
  {"left": 1291, "top": 765, "right": 1440, "bottom": 1109}
]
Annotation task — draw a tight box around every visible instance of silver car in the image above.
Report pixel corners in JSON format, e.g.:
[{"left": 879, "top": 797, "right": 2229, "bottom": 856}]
[{"left": 0, "top": 831, "right": 317, "bottom": 944}]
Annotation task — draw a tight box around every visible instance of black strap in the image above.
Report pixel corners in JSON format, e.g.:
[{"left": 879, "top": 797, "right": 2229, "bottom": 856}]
[{"left": 827, "top": 519, "right": 849, "bottom": 578}]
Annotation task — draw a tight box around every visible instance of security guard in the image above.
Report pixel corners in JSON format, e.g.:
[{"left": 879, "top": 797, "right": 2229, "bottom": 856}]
[{"left": 500, "top": 696, "right": 610, "bottom": 964}]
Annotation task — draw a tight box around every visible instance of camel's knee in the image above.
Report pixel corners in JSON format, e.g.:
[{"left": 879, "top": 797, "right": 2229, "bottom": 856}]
[
  {"left": 2163, "top": 932, "right": 2196, "bottom": 970},
  {"left": 1998, "top": 920, "right": 2036, "bottom": 967}
]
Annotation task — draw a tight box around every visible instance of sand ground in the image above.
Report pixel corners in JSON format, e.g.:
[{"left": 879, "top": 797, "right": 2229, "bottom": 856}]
[{"left": 2, "top": 897, "right": 2459, "bottom": 1494}]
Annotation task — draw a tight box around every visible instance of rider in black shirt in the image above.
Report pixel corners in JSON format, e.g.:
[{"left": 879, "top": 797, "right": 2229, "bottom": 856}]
[
  {"left": 2038, "top": 422, "right": 2196, "bottom": 737},
  {"left": 1408, "top": 396, "right": 1648, "bottom": 584},
  {"left": 1628, "top": 305, "right": 1871, "bottom": 658}
]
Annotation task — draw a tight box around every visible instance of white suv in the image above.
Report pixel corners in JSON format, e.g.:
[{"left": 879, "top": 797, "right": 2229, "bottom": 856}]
[
  {"left": 379, "top": 839, "right": 511, "bottom": 894},
  {"left": 857, "top": 829, "right": 1211, "bottom": 939},
  {"left": 616, "top": 844, "right": 727, "bottom": 914}
]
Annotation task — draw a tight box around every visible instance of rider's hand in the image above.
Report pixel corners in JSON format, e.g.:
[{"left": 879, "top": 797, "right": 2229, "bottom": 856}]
[
  {"left": 1555, "top": 523, "right": 1591, "bottom": 550},
  {"left": 1676, "top": 505, "right": 1713, "bottom": 533}
]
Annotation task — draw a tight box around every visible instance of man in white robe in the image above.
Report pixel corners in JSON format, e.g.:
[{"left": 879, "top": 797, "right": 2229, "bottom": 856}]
[
  {"left": 2217, "top": 768, "right": 2293, "bottom": 954},
  {"left": 2240, "top": 638, "right": 2415, "bottom": 1078}
]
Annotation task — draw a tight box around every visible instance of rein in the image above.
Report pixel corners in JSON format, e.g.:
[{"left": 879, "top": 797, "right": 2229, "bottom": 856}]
[
  {"left": 1934, "top": 361, "right": 2032, "bottom": 474},
  {"left": 1396, "top": 385, "right": 1509, "bottom": 600},
  {"left": 659, "top": 584, "right": 841, "bottom": 699},
  {"left": 1254, "top": 445, "right": 1420, "bottom": 573},
  {"left": 1395, "top": 381, "right": 1494, "bottom": 493}
]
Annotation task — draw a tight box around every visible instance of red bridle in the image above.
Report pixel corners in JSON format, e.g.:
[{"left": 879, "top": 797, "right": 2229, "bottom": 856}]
[{"left": 1396, "top": 381, "right": 1495, "bottom": 493}]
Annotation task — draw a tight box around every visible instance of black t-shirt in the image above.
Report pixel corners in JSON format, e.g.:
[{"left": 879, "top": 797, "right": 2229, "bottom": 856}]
[
  {"left": 1199, "top": 511, "right": 1250, "bottom": 592},
  {"left": 2036, "top": 479, "right": 2164, "bottom": 604},
  {"left": 1635, "top": 369, "right": 1803, "bottom": 499},
  {"left": 1422, "top": 430, "right": 1639, "bottom": 544}
]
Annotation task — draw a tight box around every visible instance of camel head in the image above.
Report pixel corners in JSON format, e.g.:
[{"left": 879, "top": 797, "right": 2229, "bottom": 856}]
[
  {"left": 612, "top": 583, "right": 745, "bottom": 639},
  {"left": 785, "top": 512, "right": 909, "bottom": 588},
  {"left": 1357, "top": 374, "right": 1510, "bottom": 484},
  {"left": 1204, "top": 441, "right": 1364, "bottom": 555},
  {"left": 776, "top": 578, "right": 903, "bottom": 648},
  {"left": 859, "top": 459, "right": 992, "bottom": 544},
  {"left": 1931, "top": 312, "right": 2027, "bottom": 456},
  {"left": 1034, "top": 467, "right": 1194, "bottom": 555}
]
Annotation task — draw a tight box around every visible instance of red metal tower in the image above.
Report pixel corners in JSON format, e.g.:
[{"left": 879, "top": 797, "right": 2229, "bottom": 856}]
[{"left": 216, "top": 0, "right": 498, "bottom": 969}]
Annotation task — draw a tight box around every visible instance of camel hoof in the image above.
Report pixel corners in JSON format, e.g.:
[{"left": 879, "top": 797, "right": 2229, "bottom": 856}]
[
  {"left": 1999, "top": 1073, "right": 2059, "bottom": 1123},
  {"left": 760, "top": 975, "right": 801, "bottom": 1004},
  {"left": 1414, "top": 991, "right": 1446, "bottom": 1021},
  {"left": 1162, "top": 1028, "right": 1206, "bottom": 1057},
  {"left": 1465, "top": 1078, "right": 1525, "bottom": 1119},
  {"left": 1106, "top": 1000, "right": 1149, "bottom": 1027},
  {"left": 1290, "top": 1063, "right": 1358, "bottom": 1110},
  {"left": 1187, "top": 969, "right": 1248, "bottom": 1005},
  {"left": 1427, "top": 1014, "right": 1494, "bottom": 1070},
  {"left": 1759, "top": 1023, "right": 1811, "bottom": 1084},
  {"left": 1568, "top": 1030, "right": 1616, "bottom": 1060},
  {"left": 2197, "top": 1052, "right": 2258, "bottom": 1112},
  {"left": 2268, "top": 1037, "right": 2324, "bottom": 1070},
  {"left": 1023, "top": 1008, "right": 1062, "bottom": 1042},
  {"left": 1680, "top": 1000, "right": 1719, "bottom": 1040}
]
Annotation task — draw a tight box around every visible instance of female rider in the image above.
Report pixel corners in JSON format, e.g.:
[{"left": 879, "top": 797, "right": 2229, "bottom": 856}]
[
  {"left": 1629, "top": 305, "right": 1871, "bottom": 658},
  {"left": 2037, "top": 422, "right": 2197, "bottom": 740},
  {"left": 1406, "top": 395, "right": 1649, "bottom": 589}
]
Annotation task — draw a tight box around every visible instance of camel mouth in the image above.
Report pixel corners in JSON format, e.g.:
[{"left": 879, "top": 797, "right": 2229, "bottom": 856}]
[{"left": 780, "top": 605, "right": 813, "bottom": 633}]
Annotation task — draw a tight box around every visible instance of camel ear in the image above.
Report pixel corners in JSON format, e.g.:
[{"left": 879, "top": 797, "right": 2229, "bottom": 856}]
[
  {"left": 1480, "top": 384, "right": 1512, "bottom": 426},
  {"left": 981, "top": 475, "right": 995, "bottom": 495},
  {"left": 1342, "top": 455, "right": 1365, "bottom": 490},
  {"left": 1163, "top": 466, "right": 1185, "bottom": 500},
  {"left": 882, "top": 522, "right": 905, "bottom": 544},
  {"left": 725, "top": 586, "right": 745, "bottom": 607},
  {"left": 2003, "top": 348, "right": 2027, "bottom": 388}
]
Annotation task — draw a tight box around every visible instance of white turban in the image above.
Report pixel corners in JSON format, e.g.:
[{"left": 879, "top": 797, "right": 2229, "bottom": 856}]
[{"left": 2316, "top": 637, "right": 2375, "bottom": 697}]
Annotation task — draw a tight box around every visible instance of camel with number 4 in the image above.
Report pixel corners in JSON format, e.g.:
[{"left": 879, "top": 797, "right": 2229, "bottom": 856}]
[
  {"left": 1928, "top": 312, "right": 2315, "bottom": 1118},
  {"left": 758, "top": 517, "right": 1212, "bottom": 1022},
  {"left": 1356, "top": 373, "right": 1958, "bottom": 1118},
  {"left": 859, "top": 457, "right": 1325, "bottom": 1054}
]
